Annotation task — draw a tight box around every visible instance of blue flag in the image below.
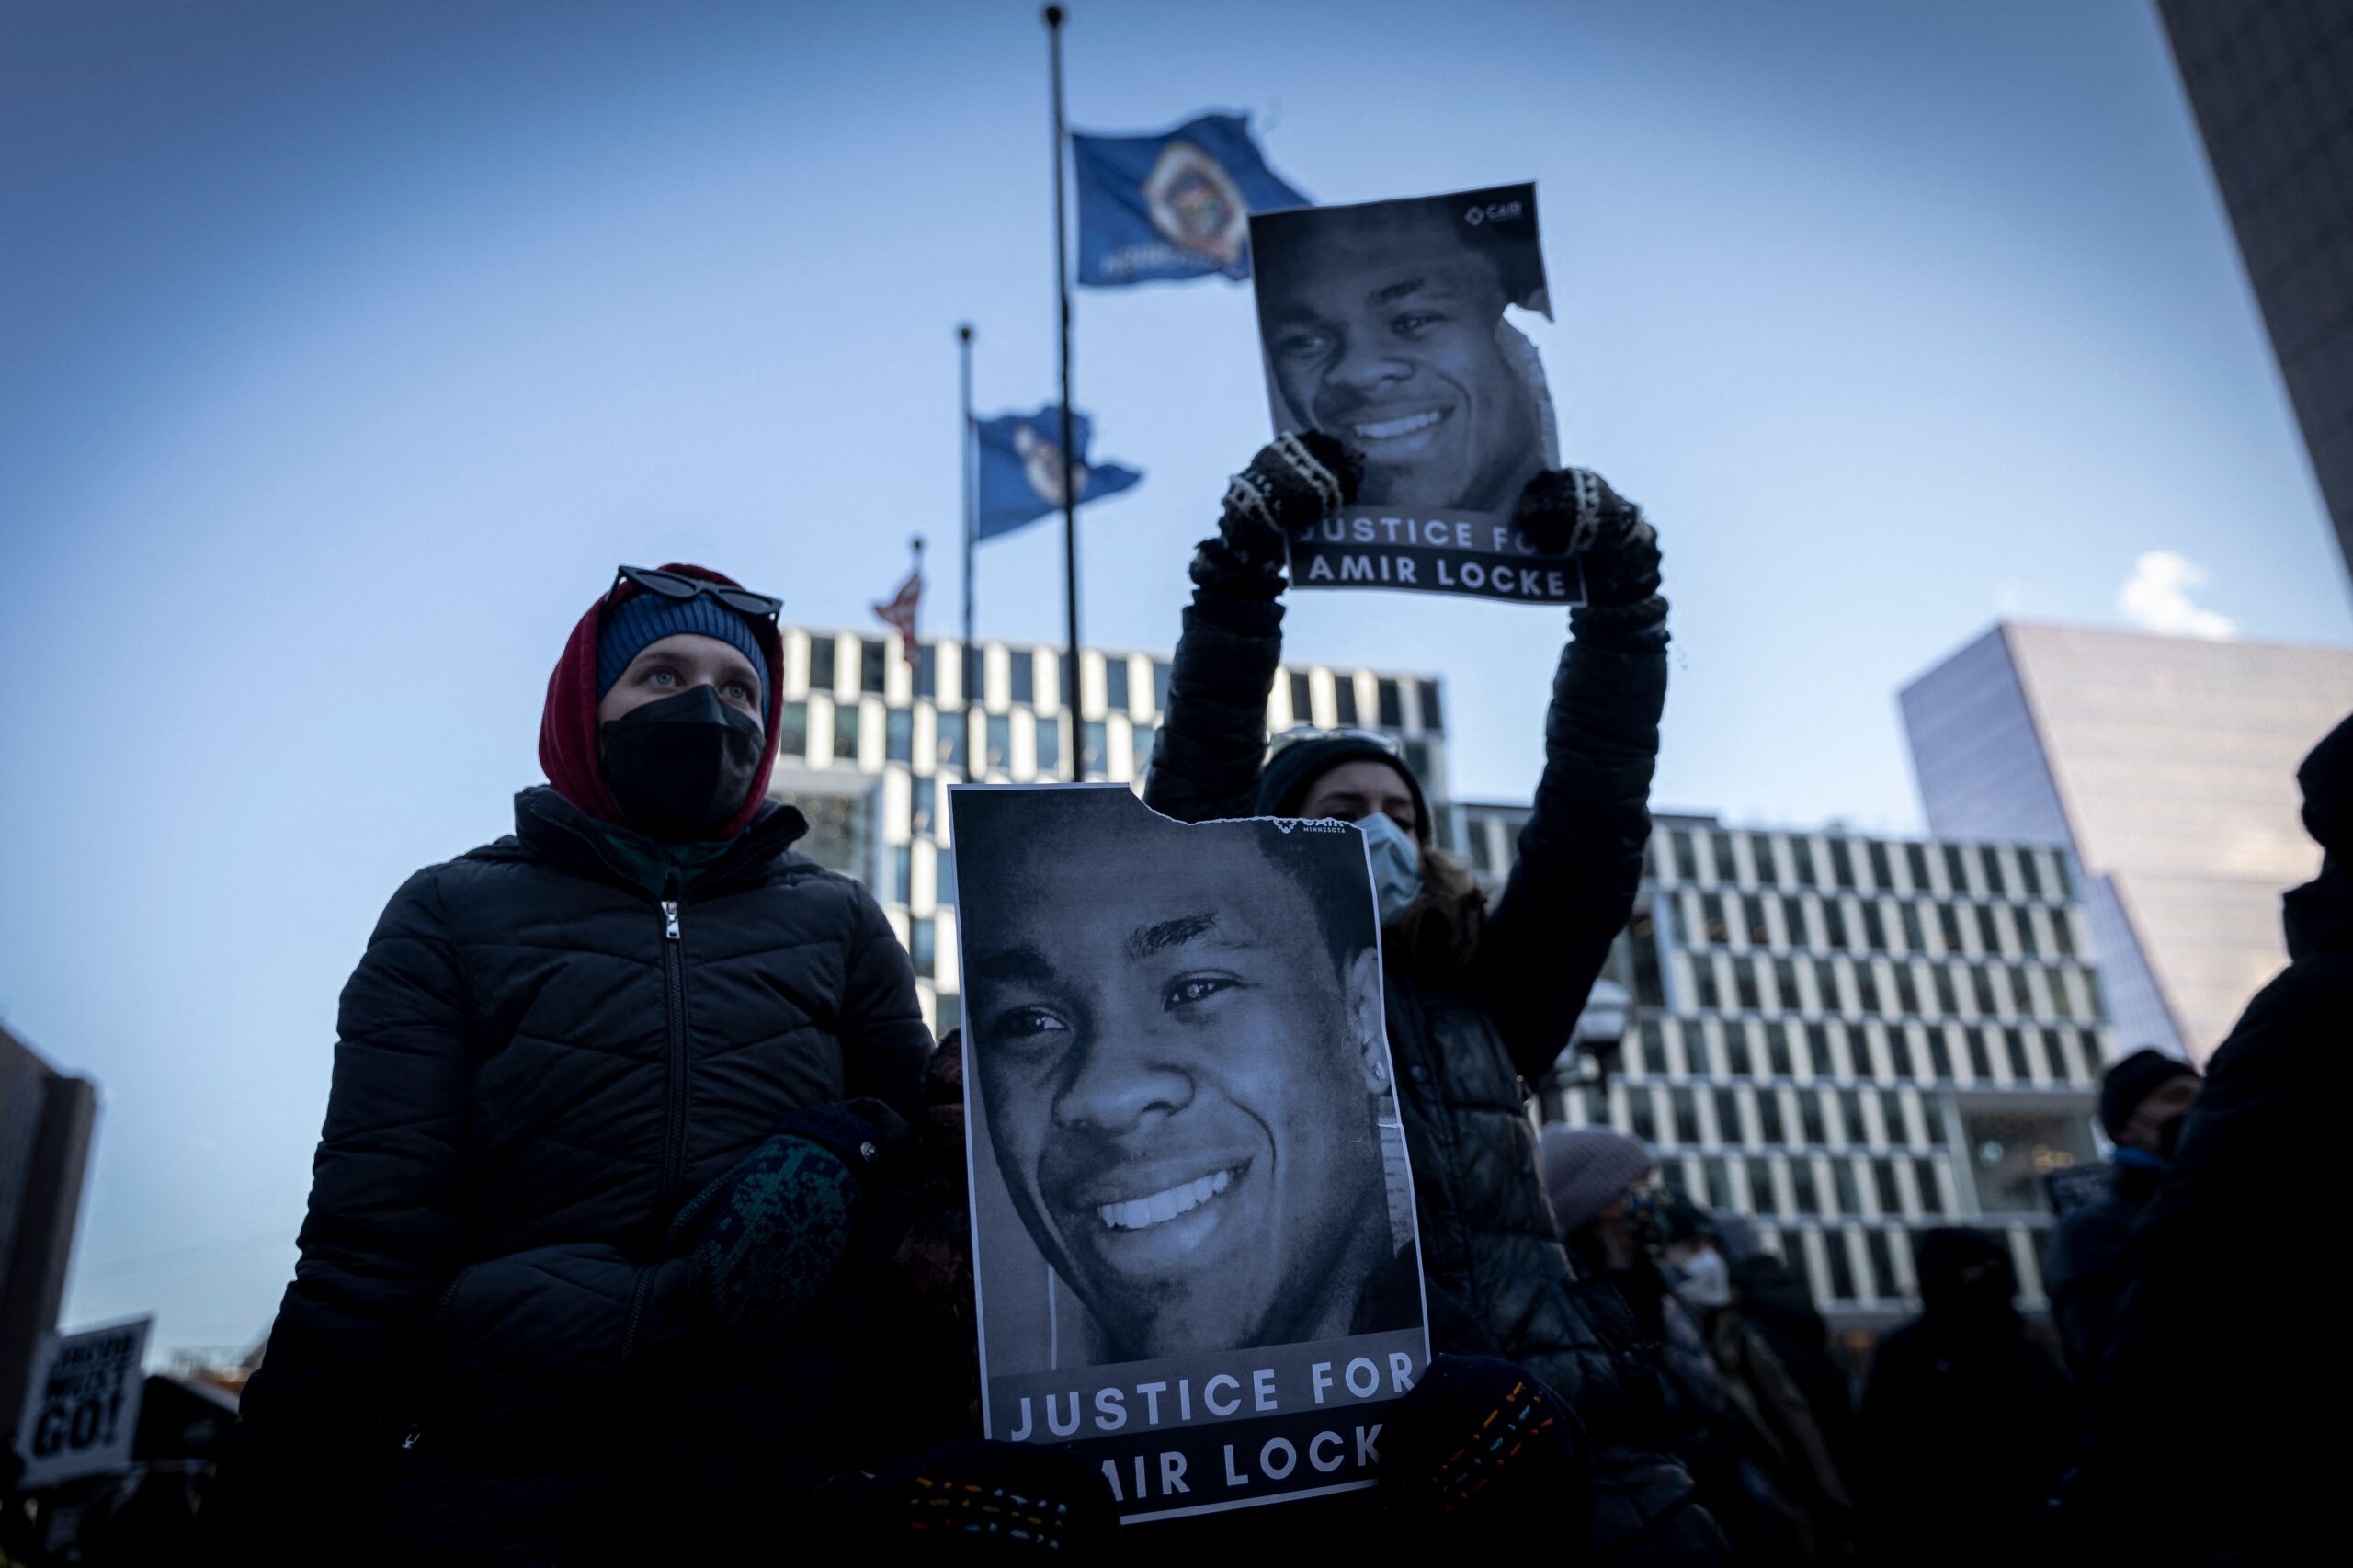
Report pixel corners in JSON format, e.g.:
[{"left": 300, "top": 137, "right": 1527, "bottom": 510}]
[
  {"left": 974, "top": 409, "right": 1142, "bottom": 541},
  {"left": 1074, "top": 112, "right": 1308, "bottom": 286}
]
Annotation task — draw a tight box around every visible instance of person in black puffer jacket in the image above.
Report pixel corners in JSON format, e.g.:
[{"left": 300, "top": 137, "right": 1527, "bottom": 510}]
[
  {"left": 1144, "top": 438, "right": 1728, "bottom": 1563},
  {"left": 212, "top": 565, "right": 970, "bottom": 1563}
]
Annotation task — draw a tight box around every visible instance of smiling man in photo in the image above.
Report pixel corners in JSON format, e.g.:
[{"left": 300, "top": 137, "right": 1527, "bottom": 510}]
[
  {"left": 1254, "top": 190, "right": 1551, "bottom": 516},
  {"left": 957, "top": 788, "right": 1415, "bottom": 1362}
]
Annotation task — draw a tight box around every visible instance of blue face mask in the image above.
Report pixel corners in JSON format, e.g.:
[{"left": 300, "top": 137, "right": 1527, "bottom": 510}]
[{"left": 1357, "top": 812, "right": 1424, "bottom": 926}]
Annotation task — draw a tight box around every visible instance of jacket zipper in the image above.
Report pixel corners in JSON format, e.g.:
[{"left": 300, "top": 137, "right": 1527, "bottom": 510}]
[{"left": 656, "top": 876, "right": 689, "bottom": 1226}]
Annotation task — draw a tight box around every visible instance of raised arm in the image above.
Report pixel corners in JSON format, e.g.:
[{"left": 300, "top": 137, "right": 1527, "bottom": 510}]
[
  {"left": 1471, "top": 471, "right": 1669, "bottom": 1084},
  {"left": 1142, "top": 435, "right": 1359, "bottom": 824}
]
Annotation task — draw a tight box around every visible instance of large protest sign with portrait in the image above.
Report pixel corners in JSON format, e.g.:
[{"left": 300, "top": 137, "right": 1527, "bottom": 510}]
[
  {"left": 949, "top": 784, "right": 1428, "bottom": 1523},
  {"left": 1249, "top": 183, "right": 1582, "bottom": 604}
]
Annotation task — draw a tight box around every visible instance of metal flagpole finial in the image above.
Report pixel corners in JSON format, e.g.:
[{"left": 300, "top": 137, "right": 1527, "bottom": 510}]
[{"left": 1043, "top": 4, "right": 1064, "bottom": 28}]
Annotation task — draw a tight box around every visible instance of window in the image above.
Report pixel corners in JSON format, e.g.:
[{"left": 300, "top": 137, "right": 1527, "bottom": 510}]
[
  {"left": 1625, "top": 1089, "right": 1657, "bottom": 1142},
  {"left": 1332, "top": 675, "right": 1358, "bottom": 726},
  {"left": 1790, "top": 1159, "right": 1819, "bottom": 1215},
  {"left": 1691, "top": 959, "right": 1722, "bottom": 1011},
  {"left": 809, "top": 635, "right": 838, "bottom": 692},
  {"left": 1905, "top": 843, "right": 1930, "bottom": 891},
  {"left": 1773, "top": 957, "right": 1801, "bottom": 1013},
  {"left": 1828, "top": 840, "right": 1856, "bottom": 888},
  {"left": 908, "top": 776, "right": 933, "bottom": 838},
  {"left": 1722, "top": 1026, "right": 1754, "bottom": 1077},
  {"left": 1701, "top": 892, "right": 1729, "bottom": 943},
  {"left": 1800, "top": 1090, "right": 1826, "bottom": 1145},
  {"left": 1944, "top": 845, "right": 1970, "bottom": 895},
  {"left": 1792, "top": 838, "right": 1818, "bottom": 887},
  {"left": 910, "top": 915, "right": 935, "bottom": 978},
  {"left": 1927, "top": 1030, "right": 1953, "bottom": 1079},
  {"left": 1914, "top": 1158, "right": 1944, "bottom": 1215},
  {"left": 2052, "top": 855, "right": 2074, "bottom": 899},
  {"left": 1982, "top": 849, "right": 2006, "bottom": 896},
  {"left": 1711, "top": 834, "right": 1739, "bottom": 884},
  {"left": 1756, "top": 1091, "right": 1786, "bottom": 1144},
  {"left": 1824, "top": 1232, "right": 1857, "bottom": 1299},
  {"left": 985, "top": 713, "right": 1011, "bottom": 773},
  {"left": 2016, "top": 911, "right": 2041, "bottom": 957},
  {"left": 1874, "top": 1160, "right": 1903, "bottom": 1214},
  {"left": 1764, "top": 1022, "right": 1793, "bottom": 1077},
  {"left": 1966, "top": 1028, "right": 1993, "bottom": 1081},
  {"left": 1865, "top": 1229, "right": 1898, "bottom": 1295},
  {"left": 935, "top": 850, "right": 957, "bottom": 907},
  {"left": 1854, "top": 963, "right": 1881, "bottom": 1013},
  {"left": 1674, "top": 832, "right": 1700, "bottom": 882},
  {"left": 1938, "top": 904, "right": 1964, "bottom": 954},
  {"left": 886, "top": 708, "right": 913, "bottom": 765},
  {"left": 1836, "top": 1088, "right": 1865, "bottom": 1144},
  {"left": 1684, "top": 1024, "right": 1717, "bottom": 1078},
  {"left": 1781, "top": 894, "right": 1810, "bottom": 948},
  {"left": 1898, "top": 902, "right": 1925, "bottom": 953},
  {"left": 963, "top": 646, "right": 985, "bottom": 708},
  {"left": 1630, "top": 915, "right": 1665, "bottom": 1006},
  {"left": 1976, "top": 904, "right": 2003, "bottom": 956},
  {"left": 1748, "top": 1159, "right": 1779, "bottom": 1215},
  {"left": 832, "top": 700, "right": 861, "bottom": 764},
  {"left": 1288, "top": 671, "right": 1313, "bottom": 727},
  {"left": 1671, "top": 1087, "right": 1701, "bottom": 1144},
  {"left": 936, "top": 710, "right": 964, "bottom": 769},
  {"left": 1034, "top": 714, "right": 1061, "bottom": 776},
  {"left": 934, "top": 992, "right": 961, "bottom": 1037},
  {"left": 777, "top": 700, "right": 809, "bottom": 757},
  {"left": 1814, "top": 958, "right": 1842, "bottom": 1013},
  {"left": 1009, "top": 652, "right": 1034, "bottom": 705},
  {"left": 2018, "top": 851, "right": 2043, "bottom": 898},
  {"left": 859, "top": 638, "right": 888, "bottom": 696},
  {"left": 1867, "top": 841, "right": 1893, "bottom": 889},
  {"left": 1934, "top": 966, "right": 1960, "bottom": 1015},
  {"left": 1714, "top": 1087, "right": 1745, "bottom": 1144},
  {"left": 1881, "top": 1089, "right": 1910, "bottom": 1144},
  {"left": 1706, "top": 1158, "right": 1733, "bottom": 1209},
  {"left": 1972, "top": 967, "right": 1998, "bottom": 1016},
  {"left": 1822, "top": 901, "right": 1849, "bottom": 949},
  {"left": 1893, "top": 964, "right": 1919, "bottom": 1014},
  {"left": 1419, "top": 680, "right": 1444, "bottom": 732},
  {"left": 1152, "top": 660, "right": 1172, "bottom": 714},
  {"left": 1735, "top": 960, "right": 1761, "bottom": 1011},
  {"left": 1861, "top": 902, "right": 1887, "bottom": 950},
  {"left": 2052, "top": 914, "right": 2076, "bottom": 958},
  {"left": 892, "top": 846, "right": 913, "bottom": 904},
  {"left": 1080, "top": 720, "right": 1108, "bottom": 779},
  {"left": 1104, "top": 657, "right": 1131, "bottom": 713},
  {"left": 915, "top": 644, "right": 936, "bottom": 700},
  {"left": 1377, "top": 676, "right": 1404, "bottom": 728},
  {"left": 1802, "top": 1021, "right": 1829, "bottom": 1077},
  {"left": 1131, "top": 723, "right": 1156, "bottom": 781}
]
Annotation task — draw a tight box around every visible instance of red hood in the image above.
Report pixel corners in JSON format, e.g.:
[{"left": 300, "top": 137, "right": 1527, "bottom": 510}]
[{"left": 538, "top": 563, "right": 786, "bottom": 841}]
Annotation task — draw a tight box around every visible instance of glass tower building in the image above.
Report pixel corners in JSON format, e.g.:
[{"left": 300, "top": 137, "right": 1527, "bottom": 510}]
[
  {"left": 1899, "top": 621, "right": 2353, "bottom": 1061},
  {"left": 1461, "top": 804, "right": 2110, "bottom": 1330}
]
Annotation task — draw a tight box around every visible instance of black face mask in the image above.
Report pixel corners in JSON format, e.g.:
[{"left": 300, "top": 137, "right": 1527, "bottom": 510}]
[{"left": 599, "top": 685, "right": 764, "bottom": 840}]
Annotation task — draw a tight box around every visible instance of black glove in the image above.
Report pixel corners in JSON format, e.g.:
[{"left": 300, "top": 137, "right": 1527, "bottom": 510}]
[
  {"left": 1379, "top": 1356, "right": 1590, "bottom": 1542},
  {"left": 1190, "top": 432, "right": 1364, "bottom": 599},
  {"left": 812, "top": 1438, "right": 1120, "bottom": 1554},
  {"left": 665, "top": 1100, "right": 909, "bottom": 1348},
  {"left": 1514, "top": 468, "right": 1667, "bottom": 649}
]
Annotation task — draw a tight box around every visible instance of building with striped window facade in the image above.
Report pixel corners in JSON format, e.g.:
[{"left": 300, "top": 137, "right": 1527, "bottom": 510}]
[
  {"left": 761, "top": 625, "right": 1450, "bottom": 1040},
  {"left": 1458, "top": 804, "right": 2113, "bottom": 1330}
]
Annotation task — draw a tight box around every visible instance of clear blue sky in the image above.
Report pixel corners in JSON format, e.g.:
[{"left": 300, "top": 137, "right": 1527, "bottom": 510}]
[{"left": 4, "top": 0, "right": 2346, "bottom": 1356}]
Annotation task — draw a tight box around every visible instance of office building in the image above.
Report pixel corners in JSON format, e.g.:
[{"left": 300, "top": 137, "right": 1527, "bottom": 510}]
[
  {"left": 1462, "top": 805, "right": 2110, "bottom": 1328},
  {"left": 2158, "top": 1, "right": 2353, "bottom": 582},
  {"left": 1, "top": 1025, "right": 99, "bottom": 1420},
  {"left": 1900, "top": 621, "right": 2353, "bottom": 1060},
  {"left": 763, "top": 626, "right": 1449, "bottom": 1038}
]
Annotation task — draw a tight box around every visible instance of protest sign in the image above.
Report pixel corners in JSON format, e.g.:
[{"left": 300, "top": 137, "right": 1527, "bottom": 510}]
[
  {"left": 949, "top": 784, "right": 1427, "bottom": 1522},
  {"left": 1249, "top": 183, "right": 1582, "bottom": 604},
  {"left": 13, "top": 1316, "right": 150, "bottom": 1489}
]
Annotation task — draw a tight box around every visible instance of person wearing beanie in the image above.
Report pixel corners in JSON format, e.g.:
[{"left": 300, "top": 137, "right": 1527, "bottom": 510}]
[
  {"left": 1858, "top": 1228, "right": 2075, "bottom": 1568},
  {"left": 2045, "top": 1048, "right": 2200, "bottom": 1379},
  {"left": 212, "top": 563, "right": 977, "bottom": 1562},
  {"left": 2068, "top": 710, "right": 2351, "bottom": 1563},
  {"left": 1145, "top": 440, "right": 1730, "bottom": 1565}
]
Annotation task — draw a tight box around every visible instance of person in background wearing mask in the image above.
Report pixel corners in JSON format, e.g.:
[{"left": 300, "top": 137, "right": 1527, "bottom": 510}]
[
  {"left": 1541, "top": 1128, "right": 1812, "bottom": 1564},
  {"left": 2044, "top": 1048, "right": 2200, "bottom": 1380},
  {"left": 1147, "top": 439, "right": 1729, "bottom": 1564},
  {"left": 1661, "top": 1200, "right": 1869, "bottom": 1567},
  {"left": 1857, "top": 1228, "right": 2075, "bottom": 1568},
  {"left": 210, "top": 565, "right": 1105, "bottom": 1562}
]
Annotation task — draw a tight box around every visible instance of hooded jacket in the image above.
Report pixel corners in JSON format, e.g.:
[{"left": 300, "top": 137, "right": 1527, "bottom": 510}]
[
  {"left": 1144, "top": 571, "right": 1727, "bottom": 1564},
  {"left": 2068, "top": 710, "right": 2351, "bottom": 1563},
  {"left": 228, "top": 570, "right": 934, "bottom": 1554}
]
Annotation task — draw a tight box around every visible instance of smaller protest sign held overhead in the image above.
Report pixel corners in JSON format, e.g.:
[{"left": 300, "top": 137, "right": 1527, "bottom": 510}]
[
  {"left": 13, "top": 1316, "right": 151, "bottom": 1491},
  {"left": 1074, "top": 113, "right": 1308, "bottom": 286},
  {"left": 1249, "top": 183, "right": 1584, "bottom": 605}
]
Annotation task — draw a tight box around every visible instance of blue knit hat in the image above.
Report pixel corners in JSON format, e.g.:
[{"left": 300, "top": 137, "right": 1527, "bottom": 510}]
[{"left": 597, "top": 589, "right": 771, "bottom": 700}]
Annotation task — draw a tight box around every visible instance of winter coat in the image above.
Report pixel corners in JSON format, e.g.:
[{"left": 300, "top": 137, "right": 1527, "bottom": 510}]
[
  {"left": 1144, "top": 581, "right": 1727, "bottom": 1564},
  {"left": 2043, "top": 1153, "right": 2164, "bottom": 1381},
  {"left": 2068, "top": 717, "right": 2349, "bottom": 1563},
  {"left": 230, "top": 785, "right": 938, "bottom": 1558}
]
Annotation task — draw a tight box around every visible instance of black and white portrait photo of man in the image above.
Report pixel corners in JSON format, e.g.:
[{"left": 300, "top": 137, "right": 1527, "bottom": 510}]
[
  {"left": 952, "top": 786, "right": 1421, "bottom": 1374},
  {"left": 1250, "top": 185, "right": 1554, "bottom": 517}
]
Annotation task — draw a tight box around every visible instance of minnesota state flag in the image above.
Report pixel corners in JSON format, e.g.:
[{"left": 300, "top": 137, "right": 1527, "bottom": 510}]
[
  {"left": 974, "top": 409, "right": 1142, "bottom": 540},
  {"left": 1074, "top": 112, "right": 1309, "bottom": 286}
]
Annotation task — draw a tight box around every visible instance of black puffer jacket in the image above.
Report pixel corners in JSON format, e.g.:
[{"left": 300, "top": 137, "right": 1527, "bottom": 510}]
[
  {"left": 1145, "top": 580, "right": 1725, "bottom": 1563},
  {"left": 233, "top": 786, "right": 936, "bottom": 1552}
]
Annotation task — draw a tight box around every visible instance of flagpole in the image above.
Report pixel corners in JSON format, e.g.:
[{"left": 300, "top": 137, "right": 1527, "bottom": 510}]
[
  {"left": 958, "top": 323, "right": 977, "bottom": 779},
  {"left": 1044, "top": 2, "right": 1080, "bottom": 782}
]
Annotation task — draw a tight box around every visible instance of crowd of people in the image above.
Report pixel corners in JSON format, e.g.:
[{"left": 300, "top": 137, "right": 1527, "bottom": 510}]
[{"left": 10, "top": 440, "right": 2340, "bottom": 1565}]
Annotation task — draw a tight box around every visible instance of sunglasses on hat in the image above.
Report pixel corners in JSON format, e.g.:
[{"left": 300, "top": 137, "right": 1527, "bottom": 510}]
[
  {"left": 610, "top": 564, "right": 783, "bottom": 621},
  {"left": 1266, "top": 723, "right": 1402, "bottom": 762}
]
